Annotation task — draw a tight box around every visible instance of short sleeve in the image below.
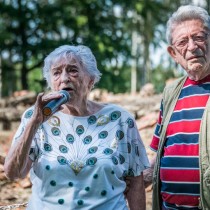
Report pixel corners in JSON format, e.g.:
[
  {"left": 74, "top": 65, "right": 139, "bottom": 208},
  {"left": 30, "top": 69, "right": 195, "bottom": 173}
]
[
  {"left": 150, "top": 100, "right": 163, "bottom": 152},
  {"left": 11, "top": 107, "right": 41, "bottom": 162},
  {"left": 126, "top": 116, "right": 150, "bottom": 177}
]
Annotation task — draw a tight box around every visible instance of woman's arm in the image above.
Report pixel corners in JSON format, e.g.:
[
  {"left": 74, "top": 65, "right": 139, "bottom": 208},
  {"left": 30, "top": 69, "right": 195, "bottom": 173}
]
[
  {"left": 4, "top": 117, "right": 41, "bottom": 180},
  {"left": 126, "top": 173, "right": 146, "bottom": 210},
  {"left": 4, "top": 93, "right": 46, "bottom": 180},
  {"left": 4, "top": 92, "right": 64, "bottom": 180}
]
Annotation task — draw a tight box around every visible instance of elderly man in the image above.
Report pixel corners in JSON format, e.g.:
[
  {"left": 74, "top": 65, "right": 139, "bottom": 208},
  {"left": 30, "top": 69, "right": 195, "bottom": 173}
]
[{"left": 148, "top": 5, "right": 210, "bottom": 210}]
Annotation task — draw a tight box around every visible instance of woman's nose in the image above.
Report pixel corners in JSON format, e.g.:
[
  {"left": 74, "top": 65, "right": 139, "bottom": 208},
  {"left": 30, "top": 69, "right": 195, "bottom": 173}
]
[{"left": 61, "top": 70, "right": 70, "bottom": 83}]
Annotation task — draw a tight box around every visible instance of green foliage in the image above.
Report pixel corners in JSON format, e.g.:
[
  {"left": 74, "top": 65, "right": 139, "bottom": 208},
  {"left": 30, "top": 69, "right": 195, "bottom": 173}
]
[
  {"left": 0, "top": 0, "right": 202, "bottom": 97},
  {"left": 151, "top": 65, "right": 176, "bottom": 93}
]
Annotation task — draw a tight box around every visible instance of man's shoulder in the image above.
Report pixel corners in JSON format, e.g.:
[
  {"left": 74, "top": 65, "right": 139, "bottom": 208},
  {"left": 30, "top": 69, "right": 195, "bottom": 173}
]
[
  {"left": 164, "top": 76, "right": 187, "bottom": 94},
  {"left": 164, "top": 76, "right": 187, "bottom": 91}
]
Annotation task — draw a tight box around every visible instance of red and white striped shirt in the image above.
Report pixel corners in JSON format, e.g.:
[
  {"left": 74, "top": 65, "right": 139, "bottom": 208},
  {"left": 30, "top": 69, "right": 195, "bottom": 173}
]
[{"left": 150, "top": 75, "right": 210, "bottom": 209}]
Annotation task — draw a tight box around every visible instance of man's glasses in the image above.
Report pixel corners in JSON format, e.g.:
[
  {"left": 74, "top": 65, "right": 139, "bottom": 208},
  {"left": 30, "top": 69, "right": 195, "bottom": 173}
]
[{"left": 172, "top": 32, "right": 209, "bottom": 49}]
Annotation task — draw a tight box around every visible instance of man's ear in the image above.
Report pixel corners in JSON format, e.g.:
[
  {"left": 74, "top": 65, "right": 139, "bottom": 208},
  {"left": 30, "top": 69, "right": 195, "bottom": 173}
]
[{"left": 167, "top": 45, "right": 177, "bottom": 60}]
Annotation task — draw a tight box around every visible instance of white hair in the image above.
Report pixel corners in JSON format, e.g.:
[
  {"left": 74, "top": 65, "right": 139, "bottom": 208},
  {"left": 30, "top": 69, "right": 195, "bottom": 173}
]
[
  {"left": 43, "top": 45, "right": 102, "bottom": 88},
  {"left": 166, "top": 5, "right": 210, "bottom": 44}
]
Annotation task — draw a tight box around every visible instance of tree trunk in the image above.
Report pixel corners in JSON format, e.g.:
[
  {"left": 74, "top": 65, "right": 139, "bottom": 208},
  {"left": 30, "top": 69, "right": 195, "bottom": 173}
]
[
  {"left": 131, "top": 31, "right": 138, "bottom": 94},
  {"left": 18, "top": 0, "right": 28, "bottom": 90},
  {"left": 0, "top": 55, "right": 2, "bottom": 98}
]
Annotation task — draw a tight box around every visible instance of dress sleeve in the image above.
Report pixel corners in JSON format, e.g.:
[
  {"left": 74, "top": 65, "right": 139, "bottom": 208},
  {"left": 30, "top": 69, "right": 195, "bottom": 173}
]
[
  {"left": 11, "top": 107, "right": 41, "bottom": 162},
  {"left": 149, "top": 99, "right": 163, "bottom": 152},
  {"left": 126, "top": 116, "right": 150, "bottom": 177}
]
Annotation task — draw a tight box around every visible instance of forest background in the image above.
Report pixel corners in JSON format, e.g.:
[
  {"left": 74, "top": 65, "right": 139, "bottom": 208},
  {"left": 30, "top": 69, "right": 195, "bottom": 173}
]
[{"left": 0, "top": 0, "right": 209, "bottom": 98}]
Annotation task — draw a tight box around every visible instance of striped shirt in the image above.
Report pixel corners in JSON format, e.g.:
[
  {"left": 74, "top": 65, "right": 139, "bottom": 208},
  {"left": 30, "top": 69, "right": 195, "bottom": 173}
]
[{"left": 150, "top": 75, "right": 210, "bottom": 209}]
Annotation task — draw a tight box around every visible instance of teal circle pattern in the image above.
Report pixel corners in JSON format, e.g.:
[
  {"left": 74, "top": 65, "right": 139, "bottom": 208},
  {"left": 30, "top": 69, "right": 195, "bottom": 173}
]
[
  {"left": 110, "top": 111, "right": 121, "bottom": 121},
  {"left": 66, "top": 134, "right": 74, "bottom": 144},
  {"left": 119, "top": 154, "right": 125, "bottom": 164},
  {"left": 83, "top": 135, "right": 92, "bottom": 144},
  {"left": 50, "top": 180, "right": 56, "bottom": 186},
  {"left": 85, "top": 187, "right": 90, "bottom": 191},
  {"left": 77, "top": 200, "right": 84, "bottom": 206},
  {"left": 44, "top": 143, "right": 52, "bottom": 152},
  {"left": 103, "top": 148, "right": 113, "bottom": 155},
  {"left": 76, "top": 125, "right": 84, "bottom": 136},
  {"left": 51, "top": 127, "right": 60, "bottom": 136},
  {"left": 58, "top": 199, "right": 64, "bottom": 204},
  {"left": 59, "top": 145, "right": 68, "bottom": 153},
  {"left": 93, "top": 174, "right": 98, "bottom": 179},
  {"left": 45, "top": 165, "right": 50, "bottom": 170},
  {"left": 86, "top": 157, "right": 97, "bottom": 166},
  {"left": 126, "top": 118, "right": 134, "bottom": 128},
  {"left": 101, "top": 190, "right": 107, "bottom": 196},
  {"left": 112, "top": 156, "right": 118, "bottom": 165},
  {"left": 88, "top": 146, "right": 98, "bottom": 154},
  {"left": 57, "top": 156, "right": 67, "bottom": 165},
  {"left": 87, "top": 115, "right": 97, "bottom": 125},
  {"left": 98, "top": 131, "right": 108, "bottom": 139},
  {"left": 24, "top": 110, "right": 33, "bottom": 119},
  {"left": 68, "top": 182, "right": 73, "bottom": 187}
]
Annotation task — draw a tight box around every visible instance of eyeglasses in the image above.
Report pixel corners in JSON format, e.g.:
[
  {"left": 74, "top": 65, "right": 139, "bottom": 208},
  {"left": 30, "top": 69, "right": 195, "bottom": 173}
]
[{"left": 172, "top": 32, "right": 210, "bottom": 49}]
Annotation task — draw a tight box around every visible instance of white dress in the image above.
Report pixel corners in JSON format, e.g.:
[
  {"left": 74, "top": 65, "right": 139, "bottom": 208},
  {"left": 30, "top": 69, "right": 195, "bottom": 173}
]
[{"left": 12, "top": 104, "right": 150, "bottom": 210}]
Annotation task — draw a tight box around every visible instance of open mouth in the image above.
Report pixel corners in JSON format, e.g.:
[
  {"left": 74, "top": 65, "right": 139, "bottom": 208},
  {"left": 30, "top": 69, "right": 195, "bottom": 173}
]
[{"left": 62, "top": 87, "right": 74, "bottom": 92}]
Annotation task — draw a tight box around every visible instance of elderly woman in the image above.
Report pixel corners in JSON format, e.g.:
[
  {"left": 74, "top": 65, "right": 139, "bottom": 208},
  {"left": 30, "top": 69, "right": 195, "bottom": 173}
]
[{"left": 4, "top": 45, "right": 149, "bottom": 210}]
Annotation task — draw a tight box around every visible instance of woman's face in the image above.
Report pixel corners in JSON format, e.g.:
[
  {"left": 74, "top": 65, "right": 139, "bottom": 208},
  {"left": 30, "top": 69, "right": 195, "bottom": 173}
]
[{"left": 50, "top": 55, "right": 93, "bottom": 102}]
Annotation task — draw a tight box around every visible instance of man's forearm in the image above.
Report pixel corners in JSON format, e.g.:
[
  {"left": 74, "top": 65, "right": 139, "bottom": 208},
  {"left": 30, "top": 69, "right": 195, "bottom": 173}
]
[{"left": 143, "top": 154, "right": 156, "bottom": 188}]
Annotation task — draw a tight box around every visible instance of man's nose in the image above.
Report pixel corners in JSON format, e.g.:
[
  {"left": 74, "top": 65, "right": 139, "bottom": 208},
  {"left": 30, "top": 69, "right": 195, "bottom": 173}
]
[{"left": 187, "top": 38, "right": 198, "bottom": 51}]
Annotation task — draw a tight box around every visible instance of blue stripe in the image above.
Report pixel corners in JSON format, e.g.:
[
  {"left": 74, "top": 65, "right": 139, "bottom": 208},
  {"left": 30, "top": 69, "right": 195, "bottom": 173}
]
[
  {"left": 154, "top": 123, "right": 161, "bottom": 136},
  {"left": 179, "top": 84, "right": 210, "bottom": 99},
  {"left": 165, "top": 134, "right": 199, "bottom": 147},
  {"left": 170, "top": 109, "right": 204, "bottom": 121},
  {"left": 160, "top": 157, "right": 199, "bottom": 168},
  {"left": 161, "top": 182, "right": 200, "bottom": 195}
]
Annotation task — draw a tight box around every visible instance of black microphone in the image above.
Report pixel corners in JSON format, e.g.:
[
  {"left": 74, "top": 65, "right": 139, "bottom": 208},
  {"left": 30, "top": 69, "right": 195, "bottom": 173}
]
[{"left": 42, "top": 90, "right": 71, "bottom": 116}]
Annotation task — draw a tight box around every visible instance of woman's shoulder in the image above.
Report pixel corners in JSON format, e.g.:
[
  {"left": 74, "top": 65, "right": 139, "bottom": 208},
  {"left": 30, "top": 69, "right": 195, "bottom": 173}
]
[
  {"left": 21, "top": 105, "right": 35, "bottom": 120},
  {"left": 101, "top": 103, "right": 134, "bottom": 118}
]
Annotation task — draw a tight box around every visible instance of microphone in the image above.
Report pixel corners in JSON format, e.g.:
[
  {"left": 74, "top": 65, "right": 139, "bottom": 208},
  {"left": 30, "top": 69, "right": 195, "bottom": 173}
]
[{"left": 42, "top": 90, "right": 71, "bottom": 116}]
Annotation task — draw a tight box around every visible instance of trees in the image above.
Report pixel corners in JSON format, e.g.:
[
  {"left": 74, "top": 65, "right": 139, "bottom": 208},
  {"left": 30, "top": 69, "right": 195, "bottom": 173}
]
[
  {"left": 0, "top": 0, "right": 204, "bottom": 96},
  {"left": 0, "top": 0, "right": 133, "bottom": 95}
]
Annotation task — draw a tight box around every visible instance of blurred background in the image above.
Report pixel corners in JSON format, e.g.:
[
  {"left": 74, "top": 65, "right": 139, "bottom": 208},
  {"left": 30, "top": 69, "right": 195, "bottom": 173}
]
[
  {"left": 1, "top": 0, "right": 209, "bottom": 97},
  {"left": 0, "top": 0, "right": 209, "bottom": 209}
]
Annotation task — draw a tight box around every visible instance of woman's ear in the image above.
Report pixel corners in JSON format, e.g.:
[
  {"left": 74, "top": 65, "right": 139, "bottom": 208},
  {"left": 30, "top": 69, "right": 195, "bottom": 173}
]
[
  {"left": 88, "top": 79, "right": 94, "bottom": 90},
  {"left": 167, "top": 46, "right": 178, "bottom": 62}
]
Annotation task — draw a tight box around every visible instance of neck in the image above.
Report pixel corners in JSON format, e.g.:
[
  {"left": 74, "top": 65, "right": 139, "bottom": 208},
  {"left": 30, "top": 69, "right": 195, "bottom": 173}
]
[{"left": 62, "top": 100, "right": 91, "bottom": 116}]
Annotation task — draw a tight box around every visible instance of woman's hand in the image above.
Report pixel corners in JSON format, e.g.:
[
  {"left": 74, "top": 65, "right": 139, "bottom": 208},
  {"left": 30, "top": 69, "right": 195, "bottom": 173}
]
[{"left": 32, "top": 91, "right": 63, "bottom": 125}]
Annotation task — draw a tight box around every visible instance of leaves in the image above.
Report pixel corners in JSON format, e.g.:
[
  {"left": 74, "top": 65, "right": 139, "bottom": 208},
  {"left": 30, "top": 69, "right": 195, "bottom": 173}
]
[{"left": 0, "top": 0, "right": 189, "bottom": 96}]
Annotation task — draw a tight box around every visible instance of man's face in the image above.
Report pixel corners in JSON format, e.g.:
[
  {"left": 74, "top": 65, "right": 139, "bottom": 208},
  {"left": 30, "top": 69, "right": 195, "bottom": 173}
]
[{"left": 167, "top": 19, "right": 210, "bottom": 81}]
